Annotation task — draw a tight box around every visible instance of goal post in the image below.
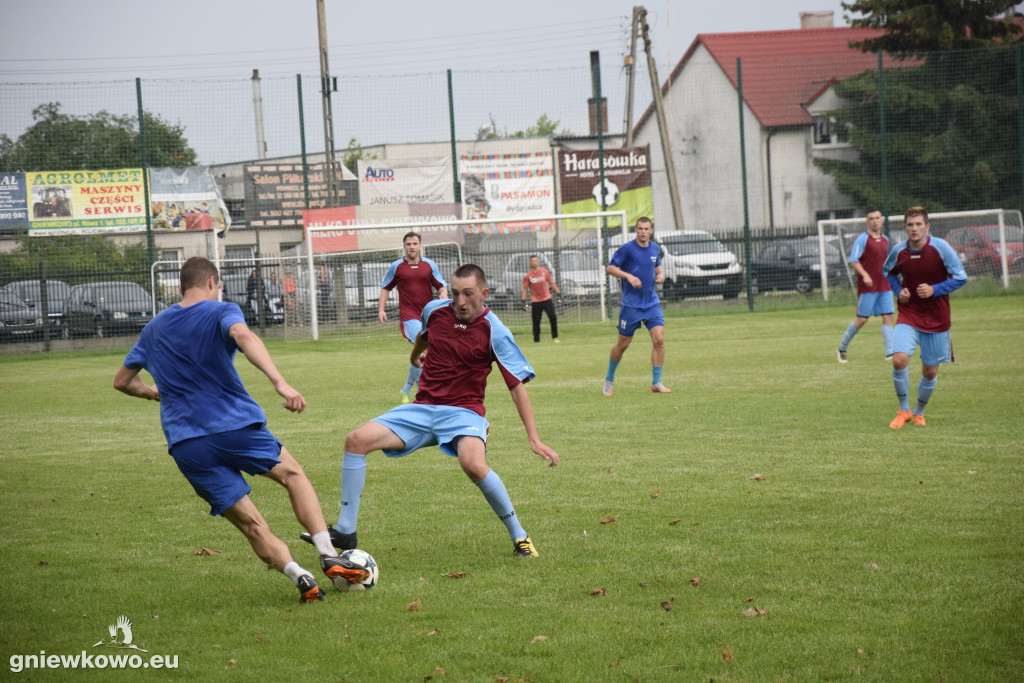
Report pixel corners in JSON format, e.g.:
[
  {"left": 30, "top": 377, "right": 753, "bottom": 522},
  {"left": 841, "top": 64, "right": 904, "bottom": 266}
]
[
  {"left": 816, "top": 208, "right": 1024, "bottom": 300},
  {"left": 297, "top": 211, "right": 629, "bottom": 342}
]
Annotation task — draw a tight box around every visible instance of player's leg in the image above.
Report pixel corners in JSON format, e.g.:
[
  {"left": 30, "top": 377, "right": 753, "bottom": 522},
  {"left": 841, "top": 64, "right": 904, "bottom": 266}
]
[
  {"left": 401, "top": 319, "right": 423, "bottom": 402},
  {"left": 606, "top": 309, "right": 640, "bottom": 395},
  {"left": 881, "top": 312, "right": 895, "bottom": 359},
  {"left": 911, "top": 330, "right": 948, "bottom": 425},
  {"left": 546, "top": 299, "right": 559, "bottom": 340},
  {"left": 646, "top": 310, "right": 670, "bottom": 392},
  {"left": 260, "top": 447, "right": 337, "bottom": 555},
  {"left": 455, "top": 435, "right": 534, "bottom": 555},
  {"left": 531, "top": 301, "right": 543, "bottom": 342},
  {"left": 888, "top": 324, "right": 916, "bottom": 428},
  {"left": 334, "top": 421, "right": 407, "bottom": 538}
]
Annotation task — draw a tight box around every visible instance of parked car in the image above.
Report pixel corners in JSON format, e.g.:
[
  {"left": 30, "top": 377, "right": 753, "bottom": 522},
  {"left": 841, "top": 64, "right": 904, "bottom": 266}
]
[
  {"left": 496, "top": 250, "right": 605, "bottom": 306},
  {"left": 657, "top": 231, "right": 744, "bottom": 299},
  {"left": 946, "top": 225, "right": 1024, "bottom": 276},
  {"left": 62, "top": 281, "right": 158, "bottom": 338},
  {"left": 750, "top": 239, "right": 846, "bottom": 294},
  {"left": 2, "top": 279, "right": 71, "bottom": 335},
  {"left": 340, "top": 262, "right": 398, "bottom": 322},
  {"left": 0, "top": 290, "right": 44, "bottom": 342},
  {"left": 222, "top": 272, "right": 284, "bottom": 326}
]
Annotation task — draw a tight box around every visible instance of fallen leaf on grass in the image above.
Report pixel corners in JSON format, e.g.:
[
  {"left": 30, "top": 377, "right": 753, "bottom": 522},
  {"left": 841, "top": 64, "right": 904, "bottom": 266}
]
[
  {"left": 427, "top": 629, "right": 440, "bottom": 636},
  {"left": 668, "top": 519, "right": 681, "bottom": 526},
  {"left": 600, "top": 517, "right": 616, "bottom": 524},
  {"left": 443, "top": 572, "right": 468, "bottom": 578},
  {"left": 531, "top": 635, "right": 549, "bottom": 643},
  {"left": 194, "top": 548, "right": 222, "bottom": 556},
  {"left": 742, "top": 606, "right": 767, "bottom": 617},
  {"left": 722, "top": 648, "right": 734, "bottom": 662},
  {"left": 435, "top": 666, "right": 446, "bottom": 675},
  {"left": 869, "top": 562, "right": 880, "bottom": 570},
  {"left": 660, "top": 601, "right": 674, "bottom": 612},
  {"left": 690, "top": 577, "right": 700, "bottom": 586},
  {"left": 589, "top": 588, "right": 606, "bottom": 596},
  {"left": 37, "top": 561, "right": 48, "bottom": 567},
  {"left": 497, "top": 678, "right": 511, "bottom": 683},
  {"left": 406, "top": 600, "right": 422, "bottom": 611},
  {"left": 749, "top": 474, "right": 765, "bottom": 482},
  {"left": 227, "top": 659, "right": 236, "bottom": 665},
  {"left": 745, "top": 596, "right": 755, "bottom": 602},
  {"left": 857, "top": 648, "right": 865, "bottom": 655},
  {"left": 650, "top": 491, "right": 661, "bottom": 499}
]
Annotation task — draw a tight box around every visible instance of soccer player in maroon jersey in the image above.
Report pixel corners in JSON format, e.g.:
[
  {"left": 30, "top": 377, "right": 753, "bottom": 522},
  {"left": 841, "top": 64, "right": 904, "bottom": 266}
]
[
  {"left": 330, "top": 264, "right": 559, "bottom": 558},
  {"left": 882, "top": 207, "right": 967, "bottom": 429},
  {"left": 836, "top": 208, "right": 895, "bottom": 363},
  {"left": 377, "top": 232, "right": 448, "bottom": 403}
]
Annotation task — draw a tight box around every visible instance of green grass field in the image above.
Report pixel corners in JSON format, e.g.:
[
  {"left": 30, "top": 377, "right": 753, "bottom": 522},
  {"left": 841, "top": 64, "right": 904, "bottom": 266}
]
[{"left": 1, "top": 295, "right": 1022, "bottom": 680}]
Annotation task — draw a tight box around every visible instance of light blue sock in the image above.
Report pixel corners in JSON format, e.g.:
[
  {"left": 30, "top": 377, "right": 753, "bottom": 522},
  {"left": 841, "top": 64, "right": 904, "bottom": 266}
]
[
  {"left": 335, "top": 452, "right": 367, "bottom": 534},
  {"left": 839, "top": 322, "right": 859, "bottom": 351},
  {"left": 402, "top": 365, "right": 421, "bottom": 393},
  {"left": 915, "top": 376, "right": 937, "bottom": 415},
  {"left": 892, "top": 368, "right": 910, "bottom": 412},
  {"left": 652, "top": 366, "right": 663, "bottom": 385},
  {"left": 882, "top": 325, "right": 894, "bottom": 357},
  {"left": 606, "top": 359, "right": 620, "bottom": 383},
  {"left": 474, "top": 470, "right": 526, "bottom": 542}
]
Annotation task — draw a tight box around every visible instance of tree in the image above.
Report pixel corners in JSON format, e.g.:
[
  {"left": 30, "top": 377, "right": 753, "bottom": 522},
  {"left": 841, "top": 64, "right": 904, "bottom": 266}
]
[
  {"left": 0, "top": 102, "right": 197, "bottom": 172},
  {"left": 482, "top": 113, "right": 571, "bottom": 139},
  {"left": 842, "top": 0, "right": 1022, "bottom": 52},
  {"left": 341, "top": 137, "right": 376, "bottom": 175}
]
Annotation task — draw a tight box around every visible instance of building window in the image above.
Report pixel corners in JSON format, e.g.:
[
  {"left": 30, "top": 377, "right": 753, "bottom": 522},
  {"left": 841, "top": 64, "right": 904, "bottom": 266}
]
[
  {"left": 160, "top": 249, "right": 181, "bottom": 264},
  {"left": 813, "top": 116, "right": 850, "bottom": 147}
]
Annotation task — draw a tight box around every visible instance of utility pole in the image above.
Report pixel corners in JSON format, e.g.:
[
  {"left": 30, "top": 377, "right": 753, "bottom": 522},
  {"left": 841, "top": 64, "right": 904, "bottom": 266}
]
[
  {"left": 316, "top": 0, "right": 339, "bottom": 207},
  {"left": 251, "top": 69, "right": 267, "bottom": 160},
  {"left": 624, "top": 6, "right": 641, "bottom": 146},
  {"left": 639, "top": 6, "right": 685, "bottom": 231}
]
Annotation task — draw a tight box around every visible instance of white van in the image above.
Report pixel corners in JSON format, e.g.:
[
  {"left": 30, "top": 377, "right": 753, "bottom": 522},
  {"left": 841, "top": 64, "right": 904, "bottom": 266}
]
[{"left": 657, "top": 230, "right": 744, "bottom": 300}]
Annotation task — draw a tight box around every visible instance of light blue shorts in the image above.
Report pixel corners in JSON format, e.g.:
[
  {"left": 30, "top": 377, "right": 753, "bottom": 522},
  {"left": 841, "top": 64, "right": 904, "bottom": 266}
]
[
  {"left": 616, "top": 304, "right": 665, "bottom": 337},
  {"left": 856, "top": 291, "right": 895, "bottom": 318},
  {"left": 371, "top": 403, "right": 489, "bottom": 458},
  {"left": 401, "top": 318, "right": 422, "bottom": 343},
  {"left": 893, "top": 324, "right": 953, "bottom": 366},
  {"left": 170, "top": 424, "right": 282, "bottom": 516}
]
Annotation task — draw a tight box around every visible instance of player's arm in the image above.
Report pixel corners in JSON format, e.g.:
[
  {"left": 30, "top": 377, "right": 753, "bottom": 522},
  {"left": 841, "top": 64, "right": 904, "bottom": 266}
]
[
  {"left": 410, "top": 331, "right": 429, "bottom": 367},
  {"left": 229, "top": 322, "right": 306, "bottom": 413},
  {"left": 547, "top": 271, "right": 562, "bottom": 299},
  {"left": 437, "top": 285, "right": 448, "bottom": 299},
  {"left": 848, "top": 235, "right": 872, "bottom": 287},
  {"left": 654, "top": 263, "right": 665, "bottom": 285},
  {"left": 508, "top": 382, "right": 558, "bottom": 466},
  {"left": 377, "top": 289, "right": 390, "bottom": 324},
  {"left": 923, "top": 240, "right": 969, "bottom": 298},
  {"left": 113, "top": 365, "right": 160, "bottom": 402},
  {"left": 607, "top": 264, "right": 641, "bottom": 288},
  {"left": 850, "top": 261, "right": 871, "bottom": 287}
]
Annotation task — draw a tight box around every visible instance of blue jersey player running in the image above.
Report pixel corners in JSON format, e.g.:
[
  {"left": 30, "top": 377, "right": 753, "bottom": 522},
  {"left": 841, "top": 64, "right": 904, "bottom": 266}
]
[
  {"left": 882, "top": 207, "right": 967, "bottom": 429},
  {"left": 603, "top": 217, "right": 670, "bottom": 396},
  {"left": 114, "top": 257, "right": 359, "bottom": 603},
  {"left": 837, "top": 208, "right": 895, "bottom": 363}
]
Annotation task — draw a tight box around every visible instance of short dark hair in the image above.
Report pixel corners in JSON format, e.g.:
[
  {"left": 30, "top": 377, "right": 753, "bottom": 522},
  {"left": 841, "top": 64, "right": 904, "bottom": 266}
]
[
  {"left": 180, "top": 256, "right": 219, "bottom": 293},
  {"left": 865, "top": 207, "right": 881, "bottom": 216},
  {"left": 403, "top": 232, "right": 421, "bottom": 244},
  {"left": 635, "top": 216, "right": 653, "bottom": 229},
  {"left": 452, "top": 263, "right": 487, "bottom": 288},
  {"left": 904, "top": 206, "right": 928, "bottom": 223}
]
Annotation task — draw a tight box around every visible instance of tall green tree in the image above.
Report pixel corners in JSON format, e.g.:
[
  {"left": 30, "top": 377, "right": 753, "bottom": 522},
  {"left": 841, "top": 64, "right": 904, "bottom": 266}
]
[
  {"left": 0, "top": 102, "right": 197, "bottom": 172},
  {"left": 843, "top": 0, "right": 1022, "bottom": 51}
]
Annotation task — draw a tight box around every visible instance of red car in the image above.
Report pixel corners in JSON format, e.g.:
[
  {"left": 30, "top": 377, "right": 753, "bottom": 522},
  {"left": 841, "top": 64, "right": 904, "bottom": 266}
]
[{"left": 946, "top": 225, "right": 1024, "bottom": 276}]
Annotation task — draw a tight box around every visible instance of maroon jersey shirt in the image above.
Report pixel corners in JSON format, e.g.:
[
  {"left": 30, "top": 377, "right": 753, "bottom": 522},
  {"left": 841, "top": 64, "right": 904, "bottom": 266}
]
[
  {"left": 886, "top": 237, "right": 960, "bottom": 333},
  {"left": 414, "top": 302, "right": 532, "bottom": 417},
  {"left": 380, "top": 257, "right": 447, "bottom": 323},
  {"left": 852, "top": 232, "right": 890, "bottom": 295}
]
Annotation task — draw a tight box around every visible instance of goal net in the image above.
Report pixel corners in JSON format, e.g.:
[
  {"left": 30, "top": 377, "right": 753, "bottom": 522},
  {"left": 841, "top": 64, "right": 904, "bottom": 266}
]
[
  {"left": 816, "top": 208, "right": 1024, "bottom": 299},
  {"left": 286, "top": 211, "right": 629, "bottom": 343}
]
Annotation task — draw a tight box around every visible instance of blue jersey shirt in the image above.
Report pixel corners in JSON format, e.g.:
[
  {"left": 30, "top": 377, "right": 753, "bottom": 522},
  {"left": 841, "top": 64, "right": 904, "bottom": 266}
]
[
  {"left": 123, "top": 299, "right": 266, "bottom": 448},
  {"left": 609, "top": 238, "right": 662, "bottom": 308}
]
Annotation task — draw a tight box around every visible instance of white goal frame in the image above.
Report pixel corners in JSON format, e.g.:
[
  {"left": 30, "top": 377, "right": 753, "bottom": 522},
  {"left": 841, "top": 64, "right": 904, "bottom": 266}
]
[{"left": 303, "top": 211, "right": 628, "bottom": 340}]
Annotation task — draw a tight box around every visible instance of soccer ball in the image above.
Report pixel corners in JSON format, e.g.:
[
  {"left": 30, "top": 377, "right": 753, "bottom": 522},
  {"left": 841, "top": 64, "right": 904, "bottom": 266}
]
[{"left": 334, "top": 548, "right": 378, "bottom": 592}]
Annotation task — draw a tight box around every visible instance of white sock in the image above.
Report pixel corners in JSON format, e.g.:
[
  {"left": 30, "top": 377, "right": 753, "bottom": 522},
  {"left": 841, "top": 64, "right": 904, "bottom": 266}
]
[
  {"left": 282, "top": 561, "right": 312, "bottom": 587},
  {"left": 311, "top": 530, "right": 338, "bottom": 557}
]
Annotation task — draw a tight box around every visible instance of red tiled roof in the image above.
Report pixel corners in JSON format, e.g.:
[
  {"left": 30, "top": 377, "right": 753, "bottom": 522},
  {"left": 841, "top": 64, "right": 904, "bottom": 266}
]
[{"left": 635, "top": 27, "right": 907, "bottom": 131}]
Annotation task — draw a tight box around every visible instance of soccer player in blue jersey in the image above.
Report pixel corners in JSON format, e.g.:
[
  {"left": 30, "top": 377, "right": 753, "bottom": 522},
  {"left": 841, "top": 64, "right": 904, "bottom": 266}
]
[
  {"left": 320, "top": 264, "right": 558, "bottom": 558},
  {"left": 603, "top": 217, "right": 670, "bottom": 396},
  {"left": 882, "top": 207, "right": 967, "bottom": 428},
  {"left": 837, "top": 208, "right": 895, "bottom": 363},
  {"left": 114, "top": 257, "right": 358, "bottom": 602},
  {"left": 378, "top": 232, "right": 448, "bottom": 403}
]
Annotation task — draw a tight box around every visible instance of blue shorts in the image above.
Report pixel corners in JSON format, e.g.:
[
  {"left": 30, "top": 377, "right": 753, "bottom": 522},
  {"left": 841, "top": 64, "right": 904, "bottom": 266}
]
[
  {"left": 170, "top": 424, "right": 282, "bottom": 516},
  {"left": 401, "top": 318, "right": 422, "bottom": 344},
  {"left": 893, "top": 324, "right": 954, "bottom": 366},
  {"left": 371, "top": 403, "right": 489, "bottom": 458},
  {"left": 856, "top": 291, "right": 895, "bottom": 318},
  {"left": 616, "top": 304, "right": 665, "bottom": 337}
]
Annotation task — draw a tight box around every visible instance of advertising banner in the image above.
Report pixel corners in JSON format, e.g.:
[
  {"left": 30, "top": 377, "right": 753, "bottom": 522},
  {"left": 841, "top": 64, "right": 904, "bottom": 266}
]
[
  {"left": 303, "top": 203, "right": 463, "bottom": 253},
  {"left": 458, "top": 152, "right": 555, "bottom": 232},
  {"left": 149, "top": 166, "right": 231, "bottom": 233},
  {"left": 357, "top": 158, "right": 454, "bottom": 207},
  {"left": 0, "top": 172, "right": 28, "bottom": 231},
  {"left": 557, "top": 145, "right": 653, "bottom": 229},
  {"left": 244, "top": 163, "right": 358, "bottom": 228},
  {"left": 26, "top": 169, "right": 147, "bottom": 235}
]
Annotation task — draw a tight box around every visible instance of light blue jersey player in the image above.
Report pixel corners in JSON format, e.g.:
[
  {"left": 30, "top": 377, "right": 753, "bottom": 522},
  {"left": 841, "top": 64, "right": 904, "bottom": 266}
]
[{"left": 602, "top": 217, "right": 671, "bottom": 396}]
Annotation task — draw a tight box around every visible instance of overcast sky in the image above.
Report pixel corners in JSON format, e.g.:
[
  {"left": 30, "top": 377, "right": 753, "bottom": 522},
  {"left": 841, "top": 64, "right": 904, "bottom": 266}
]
[{"left": 1, "top": 0, "right": 876, "bottom": 82}]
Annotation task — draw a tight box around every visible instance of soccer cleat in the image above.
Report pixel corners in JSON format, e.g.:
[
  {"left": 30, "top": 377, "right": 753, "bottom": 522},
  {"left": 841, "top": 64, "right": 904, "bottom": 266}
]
[
  {"left": 912, "top": 414, "right": 926, "bottom": 427},
  {"left": 320, "top": 554, "right": 370, "bottom": 590},
  {"left": 553, "top": 338, "right": 560, "bottom": 343},
  {"left": 400, "top": 391, "right": 411, "bottom": 404},
  {"left": 513, "top": 537, "right": 539, "bottom": 557},
  {"left": 888, "top": 410, "right": 912, "bottom": 429},
  {"left": 297, "top": 574, "right": 325, "bottom": 603},
  {"left": 837, "top": 348, "right": 848, "bottom": 363},
  {"left": 651, "top": 382, "right": 672, "bottom": 393},
  {"left": 299, "top": 528, "right": 358, "bottom": 552},
  {"left": 602, "top": 380, "right": 614, "bottom": 397},
  {"left": 885, "top": 353, "right": 894, "bottom": 361}
]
